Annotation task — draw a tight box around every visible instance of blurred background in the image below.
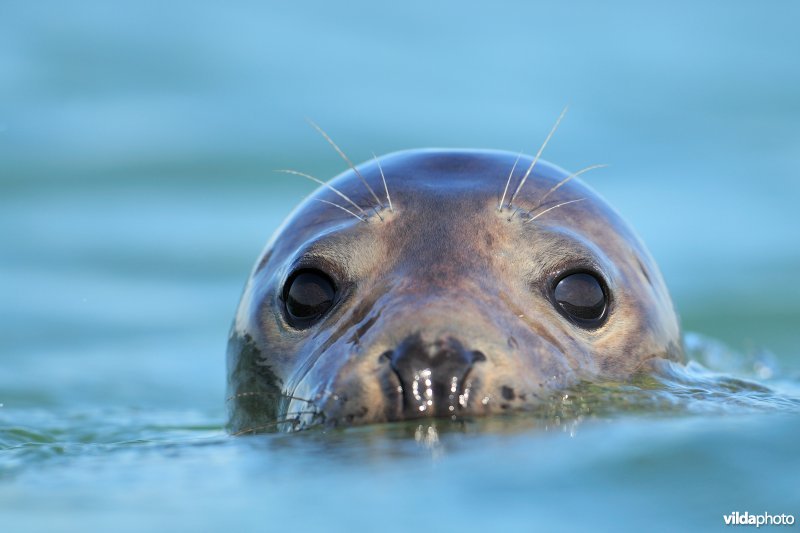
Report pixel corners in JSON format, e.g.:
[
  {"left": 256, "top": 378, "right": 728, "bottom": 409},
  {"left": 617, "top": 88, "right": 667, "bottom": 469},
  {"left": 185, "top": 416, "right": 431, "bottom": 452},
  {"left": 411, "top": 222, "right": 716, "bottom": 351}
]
[{"left": 2, "top": 0, "right": 799, "bottom": 415}]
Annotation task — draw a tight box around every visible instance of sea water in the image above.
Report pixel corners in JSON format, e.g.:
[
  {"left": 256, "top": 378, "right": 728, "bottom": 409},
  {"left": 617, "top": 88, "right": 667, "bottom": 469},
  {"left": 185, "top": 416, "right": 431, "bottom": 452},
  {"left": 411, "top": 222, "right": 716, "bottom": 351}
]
[{"left": 2, "top": 1, "right": 799, "bottom": 531}]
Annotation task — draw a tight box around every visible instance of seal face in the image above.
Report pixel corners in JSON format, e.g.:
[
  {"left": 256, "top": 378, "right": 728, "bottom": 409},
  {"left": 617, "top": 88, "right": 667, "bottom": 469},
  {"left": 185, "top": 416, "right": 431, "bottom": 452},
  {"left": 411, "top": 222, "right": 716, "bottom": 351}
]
[{"left": 227, "top": 149, "right": 683, "bottom": 433}]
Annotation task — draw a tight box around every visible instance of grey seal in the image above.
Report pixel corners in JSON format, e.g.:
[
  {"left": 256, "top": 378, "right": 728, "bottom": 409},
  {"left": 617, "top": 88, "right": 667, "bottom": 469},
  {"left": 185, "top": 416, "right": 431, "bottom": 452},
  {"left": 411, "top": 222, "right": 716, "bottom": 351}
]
[{"left": 227, "top": 131, "right": 682, "bottom": 433}]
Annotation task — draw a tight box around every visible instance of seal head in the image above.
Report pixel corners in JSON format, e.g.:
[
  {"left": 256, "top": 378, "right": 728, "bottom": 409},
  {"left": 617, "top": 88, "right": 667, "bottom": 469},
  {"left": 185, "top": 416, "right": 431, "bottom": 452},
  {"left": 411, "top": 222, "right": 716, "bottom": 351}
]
[{"left": 227, "top": 149, "right": 682, "bottom": 432}]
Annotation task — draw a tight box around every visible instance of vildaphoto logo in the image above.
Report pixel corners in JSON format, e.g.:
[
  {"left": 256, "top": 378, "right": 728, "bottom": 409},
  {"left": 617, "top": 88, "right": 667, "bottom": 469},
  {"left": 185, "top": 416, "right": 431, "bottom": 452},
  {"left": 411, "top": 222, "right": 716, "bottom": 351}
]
[{"left": 723, "top": 512, "right": 795, "bottom": 527}]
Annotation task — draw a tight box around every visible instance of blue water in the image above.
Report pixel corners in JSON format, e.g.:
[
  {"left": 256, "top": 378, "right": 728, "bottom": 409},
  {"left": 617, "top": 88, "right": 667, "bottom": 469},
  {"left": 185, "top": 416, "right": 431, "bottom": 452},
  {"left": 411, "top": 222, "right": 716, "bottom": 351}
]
[{"left": 2, "top": 1, "right": 800, "bottom": 531}]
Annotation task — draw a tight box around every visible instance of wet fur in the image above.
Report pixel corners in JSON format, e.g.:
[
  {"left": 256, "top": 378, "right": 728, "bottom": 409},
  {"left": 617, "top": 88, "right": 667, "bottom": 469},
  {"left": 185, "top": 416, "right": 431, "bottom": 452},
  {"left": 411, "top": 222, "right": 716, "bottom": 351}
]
[{"left": 227, "top": 146, "right": 683, "bottom": 433}]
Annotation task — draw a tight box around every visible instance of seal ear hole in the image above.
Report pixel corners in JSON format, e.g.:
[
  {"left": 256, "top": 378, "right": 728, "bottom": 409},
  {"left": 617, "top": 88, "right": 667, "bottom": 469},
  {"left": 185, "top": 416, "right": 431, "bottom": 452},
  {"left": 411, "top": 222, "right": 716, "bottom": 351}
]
[
  {"left": 283, "top": 269, "right": 337, "bottom": 328},
  {"left": 552, "top": 271, "right": 608, "bottom": 327}
]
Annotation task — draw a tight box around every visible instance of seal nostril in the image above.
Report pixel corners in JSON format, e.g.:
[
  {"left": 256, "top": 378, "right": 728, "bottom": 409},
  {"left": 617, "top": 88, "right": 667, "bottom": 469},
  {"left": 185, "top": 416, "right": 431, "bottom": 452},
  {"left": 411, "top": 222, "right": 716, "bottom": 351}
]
[
  {"left": 378, "top": 350, "right": 394, "bottom": 363},
  {"left": 387, "top": 335, "right": 485, "bottom": 419}
]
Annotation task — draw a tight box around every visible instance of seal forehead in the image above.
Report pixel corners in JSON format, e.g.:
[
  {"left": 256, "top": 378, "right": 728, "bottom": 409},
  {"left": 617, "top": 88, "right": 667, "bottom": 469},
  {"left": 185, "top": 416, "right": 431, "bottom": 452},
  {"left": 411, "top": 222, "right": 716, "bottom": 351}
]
[
  {"left": 314, "top": 149, "right": 620, "bottom": 230},
  {"left": 354, "top": 149, "right": 569, "bottom": 195},
  {"left": 261, "top": 149, "right": 638, "bottom": 281}
]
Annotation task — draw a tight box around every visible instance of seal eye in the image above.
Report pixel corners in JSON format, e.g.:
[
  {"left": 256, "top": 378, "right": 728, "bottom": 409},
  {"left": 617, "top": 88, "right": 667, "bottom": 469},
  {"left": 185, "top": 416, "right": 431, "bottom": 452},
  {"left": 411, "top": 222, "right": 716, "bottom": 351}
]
[
  {"left": 284, "top": 270, "right": 336, "bottom": 326},
  {"left": 553, "top": 272, "right": 607, "bottom": 325}
]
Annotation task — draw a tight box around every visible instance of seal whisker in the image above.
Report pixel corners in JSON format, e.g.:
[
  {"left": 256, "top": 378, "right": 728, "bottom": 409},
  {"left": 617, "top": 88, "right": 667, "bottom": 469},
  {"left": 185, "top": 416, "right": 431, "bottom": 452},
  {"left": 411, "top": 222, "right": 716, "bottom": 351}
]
[
  {"left": 524, "top": 198, "right": 586, "bottom": 223},
  {"left": 314, "top": 199, "right": 367, "bottom": 223},
  {"left": 226, "top": 392, "right": 319, "bottom": 406},
  {"left": 232, "top": 410, "right": 321, "bottom": 436},
  {"left": 373, "top": 152, "right": 394, "bottom": 213},
  {"left": 274, "top": 169, "right": 369, "bottom": 218},
  {"left": 370, "top": 204, "right": 385, "bottom": 222},
  {"left": 526, "top": 164, "right": 607, "bottom": 216},
  {"left": 498, "top": 151, "right": 522, "bottom": 212},
  {"left": 226, "top": 391, "right": 264, "bottom": 402},
  {"left": 507, "top": 206, "right": 521, "bottom": 222},
  {"left": 306, "top": 119, "right": 385, "bottom": 210},
  {"left": 508, "top": 106, "right": 568, "bottom": 208},
  {"left": 280, "top": 394, "right": 319, "bottom": 405}
]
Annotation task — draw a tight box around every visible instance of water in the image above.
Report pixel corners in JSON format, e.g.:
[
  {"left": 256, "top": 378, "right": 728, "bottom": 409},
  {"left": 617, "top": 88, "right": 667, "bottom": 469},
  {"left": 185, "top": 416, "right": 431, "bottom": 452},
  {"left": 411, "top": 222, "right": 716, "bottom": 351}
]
[{"left": 2, "top": 1, "right": 800, "bottom": 531}]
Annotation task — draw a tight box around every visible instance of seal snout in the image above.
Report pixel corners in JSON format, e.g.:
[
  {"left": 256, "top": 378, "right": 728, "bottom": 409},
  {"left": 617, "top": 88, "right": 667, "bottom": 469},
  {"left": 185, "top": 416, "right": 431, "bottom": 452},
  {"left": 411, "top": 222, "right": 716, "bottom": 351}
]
[{"left": 386, "top": 334, "right": 486, "bottom": 419}]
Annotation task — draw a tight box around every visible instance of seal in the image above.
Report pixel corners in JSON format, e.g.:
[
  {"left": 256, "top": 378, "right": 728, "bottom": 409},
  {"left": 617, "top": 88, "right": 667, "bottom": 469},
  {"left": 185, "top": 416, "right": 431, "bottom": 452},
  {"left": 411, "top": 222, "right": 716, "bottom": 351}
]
[{"left": 227, "top": 132, "right": 683, "bottom": 434}]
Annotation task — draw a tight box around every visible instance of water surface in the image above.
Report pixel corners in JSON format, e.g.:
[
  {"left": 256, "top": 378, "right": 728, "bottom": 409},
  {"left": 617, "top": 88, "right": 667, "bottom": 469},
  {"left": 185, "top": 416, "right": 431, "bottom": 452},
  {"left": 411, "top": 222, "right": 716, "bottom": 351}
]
[{"left": 2, "top": 1, "right": 799, "bottom": 531}]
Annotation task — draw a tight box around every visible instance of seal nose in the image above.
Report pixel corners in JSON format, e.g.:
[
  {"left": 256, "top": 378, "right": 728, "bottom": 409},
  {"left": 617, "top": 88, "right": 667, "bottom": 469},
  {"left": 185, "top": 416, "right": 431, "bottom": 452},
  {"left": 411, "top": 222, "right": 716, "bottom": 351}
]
[{"left": 388, "top": 334, "right": 485, "bottom": 418}]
